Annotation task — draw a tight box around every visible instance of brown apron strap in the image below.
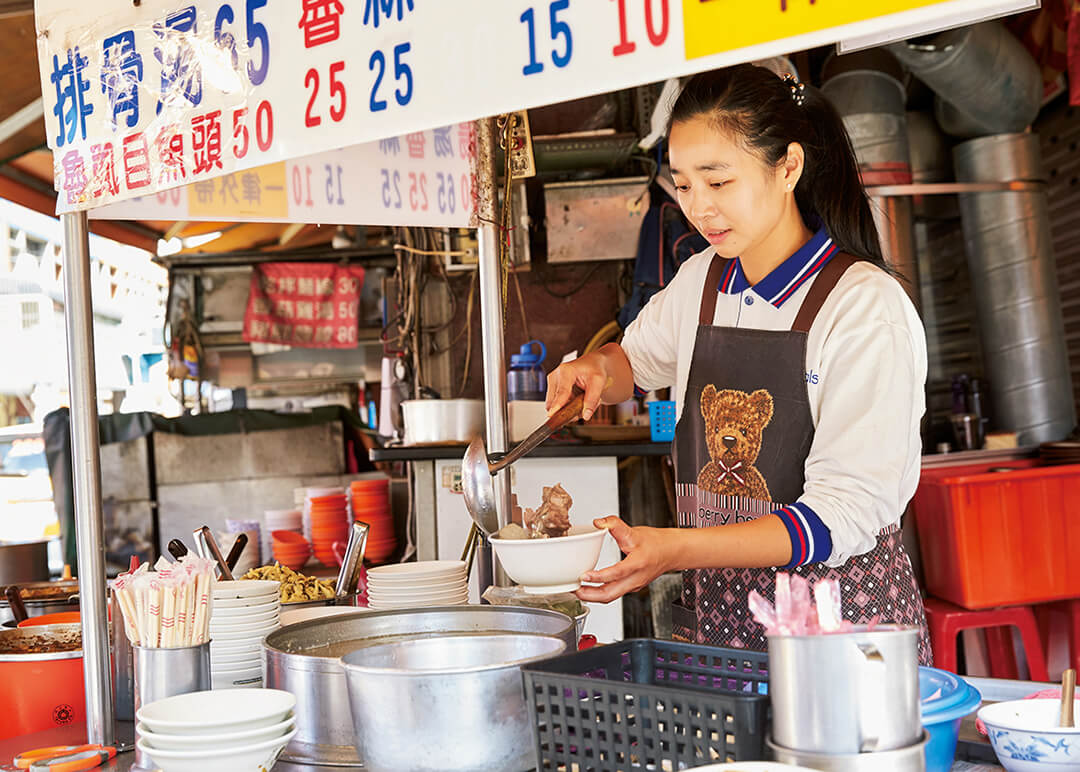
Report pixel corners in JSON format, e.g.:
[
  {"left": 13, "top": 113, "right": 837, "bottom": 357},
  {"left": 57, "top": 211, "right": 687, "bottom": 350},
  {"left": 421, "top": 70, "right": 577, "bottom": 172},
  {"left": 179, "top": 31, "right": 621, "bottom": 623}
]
[
  {"left": 790, "top": 252, "right": 857, "bottom": 333},
  {"left": 698, "top": 253, "right": 732, "bottom": 325}
]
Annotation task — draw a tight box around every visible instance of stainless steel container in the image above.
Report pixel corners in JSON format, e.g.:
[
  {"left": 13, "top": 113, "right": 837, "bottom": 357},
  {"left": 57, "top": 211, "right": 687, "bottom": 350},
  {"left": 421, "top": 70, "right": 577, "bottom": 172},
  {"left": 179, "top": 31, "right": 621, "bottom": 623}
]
[
  {"left": 768, "top": 625, "right": 920, "bottom": 754},
  {"left": 768, "top": 730, "right": 928, "bottom": 771},
  {"left": 264, "top": 605, "right": 577, "bottom": 766},
  {"left": 342, "top": 633, "right": 566, "bottom": 772},
  {"left": 401, "top": 399, "right": 484, "bottom": 444},
  {"left": 0, "top": 579, "right": 80, "bottom": 627},
  {"left": 0, "top": 540, "right": 50, "bottom": 585}
]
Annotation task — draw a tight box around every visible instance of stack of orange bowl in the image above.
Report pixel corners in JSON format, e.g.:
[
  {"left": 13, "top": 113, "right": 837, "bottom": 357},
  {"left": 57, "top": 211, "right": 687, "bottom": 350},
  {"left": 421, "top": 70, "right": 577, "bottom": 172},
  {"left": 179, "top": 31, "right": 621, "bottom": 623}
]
[
  {"left": 271, "top": 530, "right": 311, "bottom": 570},
  {"left": 308, "top": 488, "right": 349, "bottom": 567},
  {"left": 350, "top": 478, "right": 395, "bottom": 564}
]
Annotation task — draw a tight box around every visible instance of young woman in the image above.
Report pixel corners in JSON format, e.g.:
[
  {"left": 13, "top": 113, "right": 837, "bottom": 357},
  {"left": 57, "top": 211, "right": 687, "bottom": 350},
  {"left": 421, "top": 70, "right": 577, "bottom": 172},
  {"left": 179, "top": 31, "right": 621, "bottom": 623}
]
[{"left": 545, "top": 64, "right": 931, "bottom": 662}]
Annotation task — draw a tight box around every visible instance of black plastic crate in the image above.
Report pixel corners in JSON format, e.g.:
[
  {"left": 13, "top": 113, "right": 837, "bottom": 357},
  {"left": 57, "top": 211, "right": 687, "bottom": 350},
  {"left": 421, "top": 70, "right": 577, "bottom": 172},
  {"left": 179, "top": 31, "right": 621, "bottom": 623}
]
[{"left": 522, "top": 638, "right": 770, "bottom": 771}]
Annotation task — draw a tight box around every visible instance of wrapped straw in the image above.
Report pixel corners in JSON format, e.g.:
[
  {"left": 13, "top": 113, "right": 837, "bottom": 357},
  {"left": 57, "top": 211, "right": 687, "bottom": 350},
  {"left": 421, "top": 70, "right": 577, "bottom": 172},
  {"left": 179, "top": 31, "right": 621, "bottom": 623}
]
[
  {"left": 112, "top": 553, "right": 215, "bottom": 648},
  {"left": 750, "top": 573, "right": 863, "bottom": 637}
]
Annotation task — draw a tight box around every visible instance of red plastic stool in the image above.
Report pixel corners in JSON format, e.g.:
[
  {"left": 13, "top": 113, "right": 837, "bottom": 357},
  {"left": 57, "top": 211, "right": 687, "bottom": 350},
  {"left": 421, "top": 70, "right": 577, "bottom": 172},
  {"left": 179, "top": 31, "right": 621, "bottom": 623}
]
[
  {"left": 1035, "top": 598, "right": 1080, "bottom": 675},
  {"left": 924, "top": 596, "right": 1049, "bottom": 682}
]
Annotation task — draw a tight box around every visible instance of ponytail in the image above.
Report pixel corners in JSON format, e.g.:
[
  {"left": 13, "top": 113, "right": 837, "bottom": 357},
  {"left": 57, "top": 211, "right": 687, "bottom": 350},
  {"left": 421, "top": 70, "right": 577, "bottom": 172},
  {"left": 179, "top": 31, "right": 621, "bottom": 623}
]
[{"left": 669, "top": 65, "right": 887, "bottom": 270}]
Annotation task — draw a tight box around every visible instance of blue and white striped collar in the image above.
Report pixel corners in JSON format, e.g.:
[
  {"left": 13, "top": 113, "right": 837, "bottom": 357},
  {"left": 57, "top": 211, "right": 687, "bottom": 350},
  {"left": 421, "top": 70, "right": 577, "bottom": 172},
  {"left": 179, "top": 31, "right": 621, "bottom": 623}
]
[{"left": 716, "top": 226, "right": 838, "bottom": 308}]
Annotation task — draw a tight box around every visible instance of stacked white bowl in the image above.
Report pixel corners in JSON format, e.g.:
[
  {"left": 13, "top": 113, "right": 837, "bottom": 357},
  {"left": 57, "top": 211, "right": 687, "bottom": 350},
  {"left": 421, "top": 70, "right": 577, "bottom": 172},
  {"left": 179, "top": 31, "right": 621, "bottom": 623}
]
[
  {"left": 210, "top": 580, "right": 280, "bottom": 689},
  {"left": 136, "top": 688, "right": 297, "bottom": 772},
  {"left": 366, "top": 561, "right": 469, "bottom": 610},
  {"left": 263, "top": 509, "right": 302, "bottom": 562}
]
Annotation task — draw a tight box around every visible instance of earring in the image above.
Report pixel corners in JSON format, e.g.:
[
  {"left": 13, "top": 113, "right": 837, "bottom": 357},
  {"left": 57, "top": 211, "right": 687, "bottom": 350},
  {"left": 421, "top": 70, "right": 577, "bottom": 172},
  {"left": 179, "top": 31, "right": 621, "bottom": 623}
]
[{"left": 786, "top": 183, "right": 792, "bottom": 190}]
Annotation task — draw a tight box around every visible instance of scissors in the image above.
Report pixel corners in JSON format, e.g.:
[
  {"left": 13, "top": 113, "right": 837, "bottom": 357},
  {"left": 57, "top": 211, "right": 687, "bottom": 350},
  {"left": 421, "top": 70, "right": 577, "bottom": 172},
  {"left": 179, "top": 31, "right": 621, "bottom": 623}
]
[{"left": 13, "top": 745, "right": 116, "bottom": 772}]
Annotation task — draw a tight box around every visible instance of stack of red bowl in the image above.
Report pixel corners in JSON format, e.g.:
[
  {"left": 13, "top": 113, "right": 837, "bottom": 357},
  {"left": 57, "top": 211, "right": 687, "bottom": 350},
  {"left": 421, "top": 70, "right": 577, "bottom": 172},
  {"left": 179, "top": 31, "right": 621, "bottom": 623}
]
[
  {"left": 309, "top": 489, "right": 349, "bottom": 567},
  {"left": 351, "top": 478, "right": 395, "bottom": 564},
  {"left": 271, "top": 529, "right": 311, "bottom": 570}
]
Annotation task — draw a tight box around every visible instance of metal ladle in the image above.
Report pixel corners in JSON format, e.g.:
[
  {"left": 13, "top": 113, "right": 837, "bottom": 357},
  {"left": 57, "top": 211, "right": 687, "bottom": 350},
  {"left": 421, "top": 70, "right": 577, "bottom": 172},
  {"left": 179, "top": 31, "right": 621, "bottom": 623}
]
[{"left": 462, "top": 388, "right": 585, "bottom": 535}]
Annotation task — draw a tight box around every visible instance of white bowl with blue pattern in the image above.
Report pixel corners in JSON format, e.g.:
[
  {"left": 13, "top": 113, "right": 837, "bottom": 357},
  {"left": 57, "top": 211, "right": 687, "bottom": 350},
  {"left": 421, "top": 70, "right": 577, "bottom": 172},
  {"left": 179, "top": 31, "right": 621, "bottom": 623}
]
[{"left": 978, "top": 698, "right": 1080, "bottom": 771}]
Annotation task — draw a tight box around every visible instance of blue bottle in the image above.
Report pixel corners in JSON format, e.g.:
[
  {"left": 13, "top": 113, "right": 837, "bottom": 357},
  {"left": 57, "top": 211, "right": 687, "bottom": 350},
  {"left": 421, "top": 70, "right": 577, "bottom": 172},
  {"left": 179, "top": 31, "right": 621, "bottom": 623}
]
[{"left": 508, "top": 340, "right": 547, "bottom": 401}]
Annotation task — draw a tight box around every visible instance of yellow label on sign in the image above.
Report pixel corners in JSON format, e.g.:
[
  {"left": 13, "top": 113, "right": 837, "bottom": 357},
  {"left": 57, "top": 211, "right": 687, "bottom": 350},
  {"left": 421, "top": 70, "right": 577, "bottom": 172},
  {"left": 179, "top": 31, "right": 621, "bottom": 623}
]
[
  {"left": 187, "top": 162, "right": 289, "bottom": 219},
  {"left": 682, "top": 0, "right": 948, "bottom": 59}
]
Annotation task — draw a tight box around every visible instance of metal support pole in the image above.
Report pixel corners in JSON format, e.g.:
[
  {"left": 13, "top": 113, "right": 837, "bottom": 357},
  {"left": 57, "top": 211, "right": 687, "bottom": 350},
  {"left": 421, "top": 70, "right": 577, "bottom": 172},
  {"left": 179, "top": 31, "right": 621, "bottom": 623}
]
[
  {"left": 60, "top": 211, "right": 114, "bottom": 746},
  {"left": 474, "top": 117, "right": 511, "bottom": 586}
]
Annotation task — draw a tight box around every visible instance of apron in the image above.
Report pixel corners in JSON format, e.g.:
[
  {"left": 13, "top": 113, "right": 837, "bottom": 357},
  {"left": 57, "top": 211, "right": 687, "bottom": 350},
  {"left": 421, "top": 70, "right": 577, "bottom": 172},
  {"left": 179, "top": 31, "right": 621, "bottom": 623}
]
[{"left": 669, "top": 252, "right": 931, "bottom": 665}]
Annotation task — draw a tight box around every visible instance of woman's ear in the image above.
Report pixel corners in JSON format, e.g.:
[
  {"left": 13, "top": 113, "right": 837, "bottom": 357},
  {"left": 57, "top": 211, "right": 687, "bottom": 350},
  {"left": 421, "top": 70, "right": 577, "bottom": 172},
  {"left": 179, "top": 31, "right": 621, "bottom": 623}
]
[{"left": 782, "top": 142, "right": 805, "bottom": 190}]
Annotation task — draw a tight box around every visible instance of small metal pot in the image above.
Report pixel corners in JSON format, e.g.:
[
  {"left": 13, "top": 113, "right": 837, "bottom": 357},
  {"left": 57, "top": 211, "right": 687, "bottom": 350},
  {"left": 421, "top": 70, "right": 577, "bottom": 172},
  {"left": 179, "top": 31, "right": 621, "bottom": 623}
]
[
  {"left": 768, "top": 731, "right": 928, "bottom": 771},
  {"left": 401, "top": 399, "right": 484, "bottom": 444},
  {"left": 342, "top": 633, "right": 566, "bottom": 772},
  {"left": 0, "top": 540, "right": 50, "bottom": 585}
]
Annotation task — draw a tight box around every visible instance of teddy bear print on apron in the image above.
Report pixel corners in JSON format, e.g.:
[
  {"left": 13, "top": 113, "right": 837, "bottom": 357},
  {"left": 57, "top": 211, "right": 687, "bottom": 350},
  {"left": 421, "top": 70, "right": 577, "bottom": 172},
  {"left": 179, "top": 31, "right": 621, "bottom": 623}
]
[{"left": 669, "top": 252, "right": 931, "bottom": 665}]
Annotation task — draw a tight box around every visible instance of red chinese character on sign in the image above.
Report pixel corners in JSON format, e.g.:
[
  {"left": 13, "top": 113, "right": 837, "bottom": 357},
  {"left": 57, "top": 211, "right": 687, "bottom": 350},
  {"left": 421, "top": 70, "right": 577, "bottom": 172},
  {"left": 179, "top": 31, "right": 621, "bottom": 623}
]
[
  {"left": 154, "top": 124, "right": 186, "bottom": 184},
  {"left": 89, "top": 142, "right": 120, "bottom": 198},
  {"left": 122, "top": 131, "right": 152, "bottom": 189},
  {"left": 406, "top": 132, "right": 425, "bottom": 159},
  {"left": 192, "top": 109, "right": 223, "bottom": 174},
  {"left": 299, "top": 0, "right": 344, "bottom": 48},
  {"left": 458, "top": 123, "right": 476, "bottom": 160},
  {"left": 61, "top": 149, "right": 88, "bottom": 204}
]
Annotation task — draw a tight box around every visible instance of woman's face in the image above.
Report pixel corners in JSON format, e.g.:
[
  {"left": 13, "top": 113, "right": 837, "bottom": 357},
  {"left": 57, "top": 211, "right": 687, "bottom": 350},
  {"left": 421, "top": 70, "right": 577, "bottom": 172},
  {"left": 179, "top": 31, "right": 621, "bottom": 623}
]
[{"left": 669, "top": 114, "right": 789, "bottom": 258}]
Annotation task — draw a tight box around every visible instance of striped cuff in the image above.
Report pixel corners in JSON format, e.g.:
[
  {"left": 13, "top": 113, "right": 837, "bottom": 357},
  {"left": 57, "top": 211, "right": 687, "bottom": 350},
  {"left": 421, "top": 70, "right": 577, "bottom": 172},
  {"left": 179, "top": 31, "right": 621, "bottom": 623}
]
[
  {"left": 633, "top": 384, "right": 648, "bottom": 398},
  {"left": 774, "top": 502, "right": 833, "bottom": 568}
]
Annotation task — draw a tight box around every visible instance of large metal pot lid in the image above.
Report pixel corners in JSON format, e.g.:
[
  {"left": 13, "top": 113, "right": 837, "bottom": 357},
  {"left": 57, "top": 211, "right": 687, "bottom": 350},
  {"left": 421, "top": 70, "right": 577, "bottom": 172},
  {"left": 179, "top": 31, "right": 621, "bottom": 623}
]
[
  {"left": 0, "top": 623, "right": 82, "bottom": 661},
  {"left": 0, "top": 579, "right": 80, "bottom": 603}
]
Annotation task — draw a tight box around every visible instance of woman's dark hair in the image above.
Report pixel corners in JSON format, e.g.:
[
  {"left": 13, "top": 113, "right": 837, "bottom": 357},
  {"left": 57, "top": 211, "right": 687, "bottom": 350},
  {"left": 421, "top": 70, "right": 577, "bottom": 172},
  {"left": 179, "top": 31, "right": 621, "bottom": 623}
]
[{"left": 669, "top": 64, "right": 887, "bottom": 269}]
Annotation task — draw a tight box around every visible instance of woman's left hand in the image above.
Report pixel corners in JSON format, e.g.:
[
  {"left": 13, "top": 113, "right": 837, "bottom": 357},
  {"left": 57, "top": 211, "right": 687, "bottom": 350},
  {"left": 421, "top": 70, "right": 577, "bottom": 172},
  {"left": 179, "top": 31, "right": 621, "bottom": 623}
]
[{"left": 576, "top": 517, "right": 680, "bottom": 603}]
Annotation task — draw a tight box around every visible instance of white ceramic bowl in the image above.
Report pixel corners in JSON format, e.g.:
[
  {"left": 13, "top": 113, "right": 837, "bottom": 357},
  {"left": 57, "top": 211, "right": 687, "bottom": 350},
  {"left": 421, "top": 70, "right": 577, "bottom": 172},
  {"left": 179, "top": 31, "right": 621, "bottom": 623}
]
[
  {"left": 138, "top": 689, "right": 296, "bottom": 735},
  {"left": 210, "top": 650, "right": 261, "bottom": 666},
  {"left": 211, "top": 670, "right": 264, "bottom": 690},
  {"left": 211, "top": 609, "right": 279, "bottom": 626},
  {"left": 136, "top": 727, "right": 297, "bottom": 772},
  {"left": 209, "top": 640, "right": 262, "bottom": 654},
  {"left": 489, "top": 526, "right": 609, "bottom": 593},
  {"left": 213, "top": 580, "right": 280, "bottom": 600},
  {"left": 137, "top": 717, "right": 295, "bottom": 751},
  {"left": 979, "top": 699, "right": 1080, "bottom": 771},
  {"left": 366, "top": 576, "right": 467, "bottom": 592},
  {"left": 210, "top": 614, "right": 280, "bottom": 631},
  {"left": 367, "top": 585, "right": 467, "bottom": 600},
  {"left": 367, "top": 597, "right": 469, "bottom": 610}
]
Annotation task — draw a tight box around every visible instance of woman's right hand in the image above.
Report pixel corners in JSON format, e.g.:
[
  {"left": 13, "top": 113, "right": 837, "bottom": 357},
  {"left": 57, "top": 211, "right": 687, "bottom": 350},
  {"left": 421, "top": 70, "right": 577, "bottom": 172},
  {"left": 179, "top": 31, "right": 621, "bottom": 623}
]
[{"left": 546, "top": 343, "right": 634, "bottom": 421}]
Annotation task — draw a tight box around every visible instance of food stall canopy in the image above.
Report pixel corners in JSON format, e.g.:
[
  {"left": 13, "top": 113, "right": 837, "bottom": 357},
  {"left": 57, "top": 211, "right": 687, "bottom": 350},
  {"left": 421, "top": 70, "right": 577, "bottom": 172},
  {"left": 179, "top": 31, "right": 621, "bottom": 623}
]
[{"left": 36, "top": 0, "right": 1033, "bottom": 211}]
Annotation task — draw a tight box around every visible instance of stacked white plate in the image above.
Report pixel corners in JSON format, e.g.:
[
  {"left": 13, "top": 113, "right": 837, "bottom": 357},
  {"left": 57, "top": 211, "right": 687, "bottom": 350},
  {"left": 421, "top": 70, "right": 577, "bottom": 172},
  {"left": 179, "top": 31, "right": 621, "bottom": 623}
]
[
  {"left": 136, "top": 688, "right": 297, "bottom": 772},
  {"left": 366, "top": 560, "right": 469, "bottom": 610},
  {"left": 210, "top": 580, "right": 281, "bottom": 689}
]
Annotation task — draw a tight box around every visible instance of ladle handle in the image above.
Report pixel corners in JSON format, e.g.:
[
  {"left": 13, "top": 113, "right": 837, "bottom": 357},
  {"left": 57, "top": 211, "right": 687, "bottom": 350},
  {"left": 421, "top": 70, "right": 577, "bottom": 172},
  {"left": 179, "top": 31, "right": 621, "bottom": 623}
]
[
  {"left": 1062, "top": 668, "right": 1076, "bottom": 728},
  {"left": 489, "top": 387, "right": 586, "bottom": 473},
  {"left": 5, "top": 585, "right": 28, "bottom": 624}
]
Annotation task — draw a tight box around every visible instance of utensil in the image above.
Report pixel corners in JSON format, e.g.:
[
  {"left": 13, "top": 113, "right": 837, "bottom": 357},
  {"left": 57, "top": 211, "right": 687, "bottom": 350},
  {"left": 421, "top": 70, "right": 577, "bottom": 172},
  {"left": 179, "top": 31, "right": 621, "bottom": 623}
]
[
  {"left": 133, "top": 642, "right": 211, "bottom": 767},
  {"left": 460, "top": 523, "right": 481, "bottom": 580},
  {"left": 768, "top": 625, "right": 921, "bottom": 754},
  {"left": 1061, "top": 668, "right": 1076, "bottom": 727},
  {"left": 14, "top": 743, "right": 116, "bottom": 771},
  {"left": 401, "top": 398, "right": 484, "bottom": 445},
  {"left": 265, "top": 605, "right": 578, "bottom": 767},
  {"left": 6, "top": 585, "right": 28, "bottom": 624},
  {"left": 0, "top": 580, "right": 80, "bottom": 628},
  {"left": 135, "top": 729, "right": 297, "bottom": 772},
  {"left": 461, "top": 387, "right": 585, "bottom": 535},
  {"left": 333, "top": 522, "right": 368, "bottom": 601},
  {"left": 200, "top": 527, "right": 234, "bottom": 581},
  {"left": 225, "top": 533, "right": 248, "bottom": 573},
  {"left": 167, "top": 539, "right": 188, "bottom": 561},
  {"left": 342, "top": 633, "right": 566, "bottom": 772},
  {"left": 978, "top": 698, "right": 1080, "bottom": 772}
]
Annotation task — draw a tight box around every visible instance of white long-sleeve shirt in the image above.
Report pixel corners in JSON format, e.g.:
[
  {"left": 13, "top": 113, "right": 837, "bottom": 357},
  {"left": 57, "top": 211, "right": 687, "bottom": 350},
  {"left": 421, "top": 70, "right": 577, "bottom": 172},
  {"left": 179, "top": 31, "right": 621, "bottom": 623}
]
[{"left": 622, "top": 230, "right": 927, "bottom": 567}]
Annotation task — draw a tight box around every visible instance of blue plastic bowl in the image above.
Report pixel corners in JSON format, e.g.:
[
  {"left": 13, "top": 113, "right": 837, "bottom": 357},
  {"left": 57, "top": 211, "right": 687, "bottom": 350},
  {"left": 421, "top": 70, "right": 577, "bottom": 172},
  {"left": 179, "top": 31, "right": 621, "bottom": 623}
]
[{"left": 920, "top": 666, "right": 983, "bottom": 772}]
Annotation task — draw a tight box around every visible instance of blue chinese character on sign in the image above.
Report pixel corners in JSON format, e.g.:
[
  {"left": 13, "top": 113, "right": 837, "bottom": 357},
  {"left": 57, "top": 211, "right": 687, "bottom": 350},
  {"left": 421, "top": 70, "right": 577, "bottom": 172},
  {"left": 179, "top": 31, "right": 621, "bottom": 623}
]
[
  {"left": 362, "top": 0, "right": 414, "bottom": 28},
  {"left": 433, "top": 126, "right": 453, "bottom": 158},
  {"left": 50, "top": 47, "right": 94, "bottom": 147},
  {"left": 154, "top": 6, "right": 202, "bottom": 115},
  {"left": 378, "top": 136, "right": 400, "bottom": 156},
  {"left": 101, "top": 31, "right": 143, "bottom": 130}
]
